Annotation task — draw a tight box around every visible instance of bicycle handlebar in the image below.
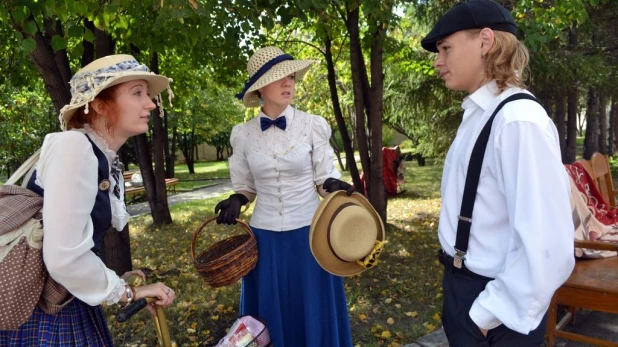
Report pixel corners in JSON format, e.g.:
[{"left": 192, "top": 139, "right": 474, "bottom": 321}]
[{"left": 116, "top": 298, "right": 148, "bottom": 323}]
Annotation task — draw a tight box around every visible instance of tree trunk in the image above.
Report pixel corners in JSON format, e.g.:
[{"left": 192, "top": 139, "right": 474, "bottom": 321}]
[
  {"left": 367, "top": 21, "right": 387, "bottom": 222},
  {"left": 347, "top": 7, "right": 370, "bottom": 195},
  {"left": 100, "top": 224, "right": 132, "bottom": 276},
  {"left": 324, "top": 32, "right": 362, "bottom": 190},
  {"left": 171, "top": 125, "right": 178, "bottom": 172},
  {"left": 609, "top": 96, "right": 618, "bottom": 155},
  {"left": 583, "top": 87, "right": 600, "bottom": 159},
  {"left": 164, "top": 111, "right": 175, "bottom": 178},
  {"left": 564, "top": 29, "right": 579, "bottom": 164},
  {"left": 555, "top": 97, "right": 567, "bottom": 163},
  {"left": 180, "top": 131, "right": 196, "bottom": 174},
  {"left": 15, "top": 21, "right": 71, "bottom": 114},
  {"left": 148, "top": 53, "right": 172, "bottom": 224},
  {"left": 330, "top": 137, "right": 346, "bottom": 172},
  {"left": 95, "top": 27, "right": 114, "bottom": 58},
  {"left": 599, "top": 93, "right": 608, "bottom": 155},
  {"left": 82, "top": 20, "right": 95, "bottom": 67}
]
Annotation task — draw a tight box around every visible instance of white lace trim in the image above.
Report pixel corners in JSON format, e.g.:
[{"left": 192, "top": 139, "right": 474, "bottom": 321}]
[
  {"left": 74, "top": 126, "right": 131, "bottom": 231},
  {"left": 105, "top": 278, "right": 127, "bottom": 305},
  {"left": 77, "top": 125, "right": 117, "bottom": 163}
]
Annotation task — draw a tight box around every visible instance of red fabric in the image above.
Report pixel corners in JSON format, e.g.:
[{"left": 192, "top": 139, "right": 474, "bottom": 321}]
[
  {"left": 382, "top": 148, "right": 399, "bottom": 196},
  {"left": 565, "top": 163, "right": 618, "bottom": 225},
  {"left": 359, "top": 147, "right": 401, "bottom": 197}
]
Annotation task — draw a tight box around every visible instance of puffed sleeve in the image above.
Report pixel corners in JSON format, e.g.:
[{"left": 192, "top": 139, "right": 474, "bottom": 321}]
[
  {"left": 229, "top": 124, "right": 256, "bottom": 193},
  {"left": 311, "top": 115, "right": 341, "bottom": 185},
  {"left": 38, "top": 132, "right": 124, "bottom": 306}
]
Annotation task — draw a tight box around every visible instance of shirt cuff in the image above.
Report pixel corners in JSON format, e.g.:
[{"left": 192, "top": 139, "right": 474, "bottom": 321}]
[
  {"left": 105, "top": 278, "right": 127, "bottom": 305},
  {"left": 469, "top": 299, "right": 502, "bottom": 330}
]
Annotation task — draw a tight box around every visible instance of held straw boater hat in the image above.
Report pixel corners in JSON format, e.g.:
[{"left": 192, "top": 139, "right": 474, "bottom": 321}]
[
  {"left": 59, "top": 54, "right": 173, "bottom": 130},
  {"left": 310, "top": 191, "right": 386, "bottom": 277},
  {"left": 235, "top": 46, "right": 315, "bottom": 107}
]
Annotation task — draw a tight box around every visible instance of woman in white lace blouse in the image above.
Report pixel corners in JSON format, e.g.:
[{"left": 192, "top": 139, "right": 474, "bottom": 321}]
[
  {"left": 0, "top": 55, "right": 176, "bottom": 346},
  {"left": 214, "top": 46, "right": 354, "bottom": 347}
]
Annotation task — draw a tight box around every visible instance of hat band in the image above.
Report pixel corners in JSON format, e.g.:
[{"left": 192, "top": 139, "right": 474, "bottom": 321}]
[
  {"left": 70, "top": 60, "right": 150, "bottom": 96},
  {"left": 235, "top": 54, "right": 294, "bottom": 100},
  {"left": 326, "top": 202, "right": 357, "bottom": 263}
]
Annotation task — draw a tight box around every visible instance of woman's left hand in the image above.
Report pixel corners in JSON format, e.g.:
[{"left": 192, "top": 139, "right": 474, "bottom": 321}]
[
  {"left": 323, "top": 178, "right": 355, "bottom": 196},
  {"left": 120, "top": 269, "right": 147, "bottom": 283}
]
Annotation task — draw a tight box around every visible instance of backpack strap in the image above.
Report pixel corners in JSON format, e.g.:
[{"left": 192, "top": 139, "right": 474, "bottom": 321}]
[
  {"left": 5, "top": 150, "right": 41, "bottom": 187},
  {"left": 452, "top": 93, "right": 542, "bottom": 269}
]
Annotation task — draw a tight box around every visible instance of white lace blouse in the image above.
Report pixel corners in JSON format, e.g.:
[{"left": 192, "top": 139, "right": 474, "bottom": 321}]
[
  {"left": 229, "top": 105, "right": 341, "bottom": 231},
  {"left": 34, "top": 126, "right": 130, "bottom": 306}
]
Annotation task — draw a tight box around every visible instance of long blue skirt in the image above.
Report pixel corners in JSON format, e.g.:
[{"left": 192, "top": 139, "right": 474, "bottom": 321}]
[
  {"left": 0, "top": 298, "right": 113, "bottom": 346},
  {"left": 240, "top": 225, "right": 353, "bottom": 347}
]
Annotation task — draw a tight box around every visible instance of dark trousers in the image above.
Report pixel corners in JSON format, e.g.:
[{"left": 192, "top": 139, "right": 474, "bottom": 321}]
[{"left": 438, "top": 250, "right": 547, "bottom": 346}]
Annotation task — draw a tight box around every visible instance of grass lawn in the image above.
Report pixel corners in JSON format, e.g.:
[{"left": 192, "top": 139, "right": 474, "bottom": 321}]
[
  {"left": 104, "top": 159, "right": 444, "bottom": 347},
  {"left": 172, "top": 161, "right": 230, "bottom": 192}
]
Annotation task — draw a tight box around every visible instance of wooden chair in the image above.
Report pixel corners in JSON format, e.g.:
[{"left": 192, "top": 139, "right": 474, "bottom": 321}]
[
  {"left": 546, "top": 154, "right": 618, "bottom": 346},
  {"left": 590, "top": 152, "right": 618, "bottom": 208},
  {"left": 575, "top": 157, "right": 594, "bottom": 179},
  {"left": 546, "top": 240, "right": 618, "bottom": 346}
]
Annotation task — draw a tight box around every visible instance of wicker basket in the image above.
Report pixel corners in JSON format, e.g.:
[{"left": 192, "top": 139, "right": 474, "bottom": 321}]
[{"left": 191, "top": 217, "right": 258, "bottom": 288}]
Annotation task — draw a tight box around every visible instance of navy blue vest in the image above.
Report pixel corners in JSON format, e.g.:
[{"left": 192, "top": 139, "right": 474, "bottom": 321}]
[{"left": 27, "top": 134, "right": 112, "bottom": 258}]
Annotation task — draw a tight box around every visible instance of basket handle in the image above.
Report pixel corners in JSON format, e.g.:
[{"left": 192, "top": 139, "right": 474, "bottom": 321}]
[{"left": 191, "top": 217, "right": 254, "bottom": 261}]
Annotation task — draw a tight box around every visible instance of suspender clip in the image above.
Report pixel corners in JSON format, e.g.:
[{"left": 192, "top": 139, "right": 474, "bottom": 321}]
[
  {"left": 453, "top": 248, "right": 466, "bottom": 269},
  {"left": 457, "top": 215, "right": 472, "bottom": 223}
]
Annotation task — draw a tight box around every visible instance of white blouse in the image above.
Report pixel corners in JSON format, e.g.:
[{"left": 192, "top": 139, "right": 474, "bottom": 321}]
[
  {"left": 229, "top": 105, "right": 341, "bottom": 231},
  {"left": 34, "top": 127, "right": 131, "bottom": 306}
]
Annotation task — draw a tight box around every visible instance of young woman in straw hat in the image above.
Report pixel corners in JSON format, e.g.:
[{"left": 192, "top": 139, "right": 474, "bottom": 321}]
[
  {"left": 0, "top": 54, "right": 176, "bottom": 346},
  {"left": 421, "top": 0, "right": 574, "bottom": 345},
  {"left": 214, "top": 46, "right": 354, "bottom": 347}
]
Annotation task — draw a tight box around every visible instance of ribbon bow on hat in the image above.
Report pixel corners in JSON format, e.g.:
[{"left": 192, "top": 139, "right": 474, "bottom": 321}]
[{"left": 260, "top": 116, "right": 287, "bottom": 131}]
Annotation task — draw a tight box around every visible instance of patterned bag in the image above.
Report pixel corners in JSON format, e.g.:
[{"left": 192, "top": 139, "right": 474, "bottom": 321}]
[{"left": 0, "top": 151, "right": 73, "bottom": 330}]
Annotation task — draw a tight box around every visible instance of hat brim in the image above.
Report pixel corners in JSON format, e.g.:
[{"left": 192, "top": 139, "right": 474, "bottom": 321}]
[
  {"left": 242, "top": 60, "right": 315, "bottom": 108},
  {"left": 310, "top": 191, "right": 385, "bottom": 277},
  {"left": 61, "top": 72, "right": 171, "bottom": 124}
]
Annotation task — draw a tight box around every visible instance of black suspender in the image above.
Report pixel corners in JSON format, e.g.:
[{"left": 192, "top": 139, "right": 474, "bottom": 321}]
[{"left": 453, "top": 93, "right": 542, "bottom": 269}]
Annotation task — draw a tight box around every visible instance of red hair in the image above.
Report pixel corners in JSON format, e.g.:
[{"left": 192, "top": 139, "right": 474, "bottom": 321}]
[{"left": 67, "top": 84, "right": 121, "bottom": 134}]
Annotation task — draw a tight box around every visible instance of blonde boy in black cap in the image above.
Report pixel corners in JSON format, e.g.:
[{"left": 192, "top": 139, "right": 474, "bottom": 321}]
[{"left": 421, "top": 0, "right": 574, "bottom": 345}]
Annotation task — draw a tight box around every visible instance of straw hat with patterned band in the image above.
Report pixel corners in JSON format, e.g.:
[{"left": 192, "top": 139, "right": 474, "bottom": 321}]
[
  {"left": 59, "top": 54, "right": 174, "bottom": 131},
  {"left": 310, "top": 191, "right": 386, "bottom": 277},
  {"left": 235, "top": 46, "right": 316, "bottom": 107}
]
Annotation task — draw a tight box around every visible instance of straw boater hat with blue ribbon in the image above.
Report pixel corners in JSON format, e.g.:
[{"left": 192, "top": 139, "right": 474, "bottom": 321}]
[
  {"left": 310, "top": 191, "right": 386, "bottom": 277},
  {"left": 59, "top": 54, "right": 174, "bottom": 130},
  {"left": 236, "top": 46, "right": 316, "bottom": 107}
]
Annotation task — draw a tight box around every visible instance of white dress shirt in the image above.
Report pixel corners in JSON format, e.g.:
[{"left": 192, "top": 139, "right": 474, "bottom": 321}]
[
  {"left": 439, "top": 81, "right": 575, "bottom": 334},
  {"left": 34, "top": 127, "right": 130, "bottom": 306},
  {"left": 229, "top": 105, "right": 341, "bottom": 231}
]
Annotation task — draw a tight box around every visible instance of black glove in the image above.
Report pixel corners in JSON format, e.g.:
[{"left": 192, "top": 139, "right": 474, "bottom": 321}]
[
  {"left": 323, "top": 177, "right": 354, "bottom": 196},
  {"left": 214, "top": 193, "right": 249, "bottom": 225}
]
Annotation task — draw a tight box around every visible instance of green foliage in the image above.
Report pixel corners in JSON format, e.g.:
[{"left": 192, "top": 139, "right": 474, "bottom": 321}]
[{"left": 0, "top": 82, "right": 57, "bottom": 176}]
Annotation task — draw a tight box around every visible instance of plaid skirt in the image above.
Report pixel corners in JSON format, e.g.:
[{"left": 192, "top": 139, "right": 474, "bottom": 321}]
[{"left": 0, "top": 298, "right": 113, "bottom": 346}]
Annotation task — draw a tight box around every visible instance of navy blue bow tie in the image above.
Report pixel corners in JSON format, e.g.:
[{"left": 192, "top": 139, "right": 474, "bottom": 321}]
[{"left": 260, "top": 116, "right": 287, "bottom": 131}]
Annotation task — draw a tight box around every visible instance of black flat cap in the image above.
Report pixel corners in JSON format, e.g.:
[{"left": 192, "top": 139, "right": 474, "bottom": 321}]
[{"left": 421, "top": 0, "right": 517, "bottom": 53}]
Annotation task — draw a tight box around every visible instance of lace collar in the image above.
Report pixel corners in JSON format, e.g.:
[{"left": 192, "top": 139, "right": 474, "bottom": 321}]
[{"left": 74, "top": 125, "right": 120, "bottom": 167}]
